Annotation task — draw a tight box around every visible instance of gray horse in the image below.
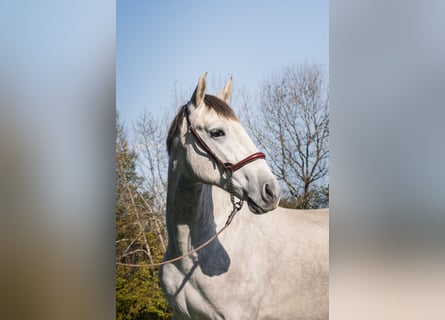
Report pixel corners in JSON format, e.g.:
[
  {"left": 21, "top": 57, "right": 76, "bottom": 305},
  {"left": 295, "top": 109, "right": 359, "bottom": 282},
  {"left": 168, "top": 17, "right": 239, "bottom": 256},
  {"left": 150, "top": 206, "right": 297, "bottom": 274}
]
[{"left": 160, "top": 73, "right": 328, "bottom": 319}]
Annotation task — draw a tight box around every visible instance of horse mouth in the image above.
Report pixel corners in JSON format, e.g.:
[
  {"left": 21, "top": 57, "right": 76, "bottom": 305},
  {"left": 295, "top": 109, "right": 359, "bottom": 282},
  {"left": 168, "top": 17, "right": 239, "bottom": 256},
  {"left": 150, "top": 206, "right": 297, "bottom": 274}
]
[{"left": 246, "top": 196, "right": 267, "bottom": 214}]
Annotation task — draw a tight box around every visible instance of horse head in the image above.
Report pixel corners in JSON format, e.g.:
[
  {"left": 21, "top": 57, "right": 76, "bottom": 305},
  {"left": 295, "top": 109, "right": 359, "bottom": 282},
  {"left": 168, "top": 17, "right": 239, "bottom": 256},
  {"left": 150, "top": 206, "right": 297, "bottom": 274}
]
[{"left": 168, "top": 72, "right": 280, "bottom": 214}]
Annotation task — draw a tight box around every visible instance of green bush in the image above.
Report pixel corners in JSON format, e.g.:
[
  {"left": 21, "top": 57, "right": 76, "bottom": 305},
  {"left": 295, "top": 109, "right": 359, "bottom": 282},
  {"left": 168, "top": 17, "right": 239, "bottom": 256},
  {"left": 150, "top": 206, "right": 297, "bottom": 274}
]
[{"left": 116, "top": 267, "right": 172, "bottom": 320}]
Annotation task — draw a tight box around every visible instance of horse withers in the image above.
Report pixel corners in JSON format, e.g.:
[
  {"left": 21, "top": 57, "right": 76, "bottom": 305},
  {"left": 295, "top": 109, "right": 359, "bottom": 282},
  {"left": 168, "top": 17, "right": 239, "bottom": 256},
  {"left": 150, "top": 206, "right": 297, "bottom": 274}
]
[{"left": 160, "top": 73, "right": 328, "bottom": 319}]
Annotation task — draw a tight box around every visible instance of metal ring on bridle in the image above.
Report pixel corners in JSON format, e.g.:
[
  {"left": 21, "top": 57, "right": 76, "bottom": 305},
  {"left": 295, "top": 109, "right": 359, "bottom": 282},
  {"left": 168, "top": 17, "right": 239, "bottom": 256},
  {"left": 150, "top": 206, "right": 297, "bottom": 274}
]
[{"left": 224, "top": 167, "right": 233, "bottom": 179}]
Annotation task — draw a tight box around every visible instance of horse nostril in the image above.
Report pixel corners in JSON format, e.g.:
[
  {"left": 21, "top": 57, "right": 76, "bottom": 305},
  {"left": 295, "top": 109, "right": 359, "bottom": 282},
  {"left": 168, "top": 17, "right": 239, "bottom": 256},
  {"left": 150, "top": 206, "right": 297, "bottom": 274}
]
[{"left": 262, "top": 183, "right": 275, "bottom": 202}]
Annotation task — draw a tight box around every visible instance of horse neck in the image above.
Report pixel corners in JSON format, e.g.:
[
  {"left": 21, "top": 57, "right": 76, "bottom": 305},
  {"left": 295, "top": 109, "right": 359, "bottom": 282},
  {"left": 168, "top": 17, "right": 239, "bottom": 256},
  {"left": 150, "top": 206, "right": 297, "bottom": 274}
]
[{"left": 165, "top": 163, "right": 229, "bottom": 257}]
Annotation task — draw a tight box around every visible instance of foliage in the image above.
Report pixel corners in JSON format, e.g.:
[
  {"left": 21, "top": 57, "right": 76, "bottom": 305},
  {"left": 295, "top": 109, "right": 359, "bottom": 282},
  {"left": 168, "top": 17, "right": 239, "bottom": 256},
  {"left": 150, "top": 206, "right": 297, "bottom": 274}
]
[
  {"left": 280, "top": 185, "right": 329, "bottom": 209},
  {"left": 116, "top": 267, "right": 171, "bottom": 320},
  {"left": 116, "top": 114, "right": 172, "bottom": 320}
]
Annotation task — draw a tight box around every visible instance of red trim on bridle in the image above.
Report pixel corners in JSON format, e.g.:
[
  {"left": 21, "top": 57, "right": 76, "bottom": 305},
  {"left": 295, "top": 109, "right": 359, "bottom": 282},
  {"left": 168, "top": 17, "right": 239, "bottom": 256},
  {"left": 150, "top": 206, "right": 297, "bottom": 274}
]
[{"left": 185, "top": 103, "right": 266, "bottom": 175}]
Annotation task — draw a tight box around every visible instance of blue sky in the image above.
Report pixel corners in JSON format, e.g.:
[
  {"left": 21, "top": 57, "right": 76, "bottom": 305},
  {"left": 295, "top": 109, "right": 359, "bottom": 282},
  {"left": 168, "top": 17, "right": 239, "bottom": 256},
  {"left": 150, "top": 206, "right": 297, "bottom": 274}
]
[{"left": 117, "top": 1, "right": 328, "bottom": 125}]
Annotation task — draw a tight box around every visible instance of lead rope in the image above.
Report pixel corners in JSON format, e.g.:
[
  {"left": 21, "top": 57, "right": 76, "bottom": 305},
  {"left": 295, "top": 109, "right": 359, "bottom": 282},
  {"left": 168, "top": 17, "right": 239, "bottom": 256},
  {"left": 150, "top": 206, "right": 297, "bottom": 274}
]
[{"left": 116, "top": 172, "right": 242, "bottom": 268}]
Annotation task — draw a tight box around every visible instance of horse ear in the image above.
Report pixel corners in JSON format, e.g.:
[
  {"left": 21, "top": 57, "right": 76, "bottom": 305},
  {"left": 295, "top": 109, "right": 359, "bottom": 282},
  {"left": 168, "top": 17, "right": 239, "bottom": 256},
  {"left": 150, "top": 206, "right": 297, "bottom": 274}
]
[
  {"left": 191, "top": 72, "right": 207, "bottom": 107},
  {"left": 217, "top": 76, "right": 233, "bottom": 103}
]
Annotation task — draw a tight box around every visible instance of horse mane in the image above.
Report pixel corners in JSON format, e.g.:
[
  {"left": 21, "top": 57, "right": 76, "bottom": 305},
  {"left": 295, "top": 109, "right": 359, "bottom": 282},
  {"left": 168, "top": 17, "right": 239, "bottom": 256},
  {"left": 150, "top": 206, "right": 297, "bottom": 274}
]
[{"left": 166, "top": 94, "right": 238, "bottom": 154}]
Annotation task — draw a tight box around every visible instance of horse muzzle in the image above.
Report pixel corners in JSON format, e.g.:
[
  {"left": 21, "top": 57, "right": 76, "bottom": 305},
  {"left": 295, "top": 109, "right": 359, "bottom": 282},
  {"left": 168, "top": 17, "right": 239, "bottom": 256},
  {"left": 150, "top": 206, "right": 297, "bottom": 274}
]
[{"left": 244, "top": 179, "right": 280, "bottom": 214}]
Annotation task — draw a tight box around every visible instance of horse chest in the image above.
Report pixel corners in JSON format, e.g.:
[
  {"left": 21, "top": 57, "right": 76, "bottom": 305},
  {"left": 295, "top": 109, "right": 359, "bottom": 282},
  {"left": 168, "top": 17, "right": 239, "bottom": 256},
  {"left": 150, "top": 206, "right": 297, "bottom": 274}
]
[{"left": 161, "top": 260, "right": 262, "bottom": 320}]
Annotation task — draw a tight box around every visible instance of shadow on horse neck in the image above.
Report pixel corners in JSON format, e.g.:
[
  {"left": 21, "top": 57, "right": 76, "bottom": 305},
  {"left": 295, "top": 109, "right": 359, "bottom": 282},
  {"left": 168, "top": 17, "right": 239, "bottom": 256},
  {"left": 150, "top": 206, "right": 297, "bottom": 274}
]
[{"left": 166, "top": 178, "right": 231, "bottom": 276}]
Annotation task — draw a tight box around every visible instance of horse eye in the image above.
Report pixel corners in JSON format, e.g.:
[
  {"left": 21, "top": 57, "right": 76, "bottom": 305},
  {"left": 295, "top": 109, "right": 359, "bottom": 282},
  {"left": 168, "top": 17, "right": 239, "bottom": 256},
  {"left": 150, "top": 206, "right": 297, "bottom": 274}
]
[{"left": 210, "top": 129, "right": 225, "bottom": 138}]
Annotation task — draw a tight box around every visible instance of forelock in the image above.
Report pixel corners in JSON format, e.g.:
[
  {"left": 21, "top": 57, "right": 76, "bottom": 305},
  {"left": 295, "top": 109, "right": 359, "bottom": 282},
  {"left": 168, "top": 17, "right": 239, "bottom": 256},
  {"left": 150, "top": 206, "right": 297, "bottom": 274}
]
[{"left": 203, "top": 95, "right": 238, "bottom": 121}]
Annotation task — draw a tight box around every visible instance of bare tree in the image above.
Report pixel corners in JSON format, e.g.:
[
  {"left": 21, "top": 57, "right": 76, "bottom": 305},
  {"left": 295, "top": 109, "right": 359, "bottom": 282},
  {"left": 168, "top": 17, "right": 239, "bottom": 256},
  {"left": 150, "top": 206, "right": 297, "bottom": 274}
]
[
  {"left": 134, "top": 113, "right": 168, "bottom": 213},
  {"left": 133, "top": 111, "right": 170, "bottom": 252},
  {"left": 116, "top": 116, "right": 160, "bottom": 267},
  {"left": 243, "top": 64, "right": 329, "bottom": 209}
]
